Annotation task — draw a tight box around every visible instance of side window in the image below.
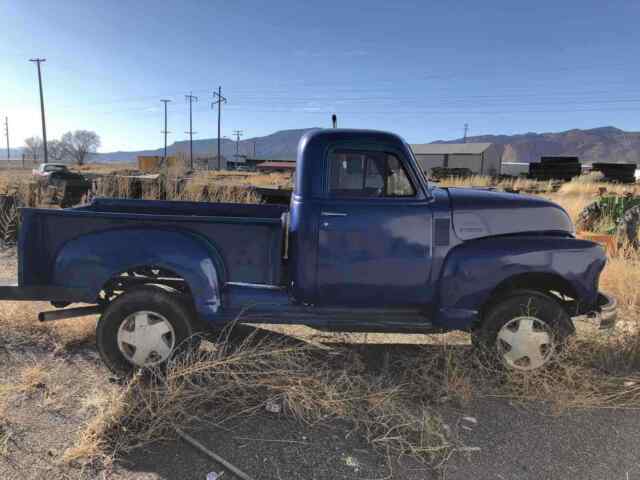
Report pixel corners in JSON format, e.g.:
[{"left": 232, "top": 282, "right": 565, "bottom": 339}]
[
  {"left": 386, "top": 155, "right": 415, "bottom": 196},
  {"left": 328, "top": 150, "right": 415, "bottom": 198}
]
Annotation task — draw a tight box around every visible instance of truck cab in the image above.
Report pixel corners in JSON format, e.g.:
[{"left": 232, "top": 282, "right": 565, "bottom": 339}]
[{"left": 289, "top": 129, "right": 437, "bottom": 308}]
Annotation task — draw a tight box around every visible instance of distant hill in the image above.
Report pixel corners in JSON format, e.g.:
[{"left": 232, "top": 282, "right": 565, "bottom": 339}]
[
  {"left": 0, "top": 147, "right": 26, "bottom": 160},
  {"left": 9, "top": 125, "right": 640, "bottom": 166},
  {"left": 91, "top": 128, "right": 319, "bottom": 163},
  {"left": 434, "top": 126, "right": 640, "bottom": 164}
]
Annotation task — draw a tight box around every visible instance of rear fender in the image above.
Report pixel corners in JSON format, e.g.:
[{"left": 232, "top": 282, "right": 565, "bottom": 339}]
[
  {"left": 52, "top": 228, "right": 226, "bottom": 324},
  {"left": 435, "top": 235, "right": 606, "bottom": 329}
]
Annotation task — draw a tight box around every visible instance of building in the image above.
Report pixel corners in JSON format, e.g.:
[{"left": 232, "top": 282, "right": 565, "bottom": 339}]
[{"left": 410, "top": 143, "right": 500, "bottom": 176}]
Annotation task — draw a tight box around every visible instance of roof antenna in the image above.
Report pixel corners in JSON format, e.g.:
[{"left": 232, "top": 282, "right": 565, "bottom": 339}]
[{"left": 332, "top": 114, "right": 337, "bottom": 128}]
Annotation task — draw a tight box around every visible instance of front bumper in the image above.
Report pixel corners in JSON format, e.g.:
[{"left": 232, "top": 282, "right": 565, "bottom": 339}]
[{"left": 572, "top": 292, "right": 617, "bottom": 330}]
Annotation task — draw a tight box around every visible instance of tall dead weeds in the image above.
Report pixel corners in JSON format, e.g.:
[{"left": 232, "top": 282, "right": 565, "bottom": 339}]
[{"left": 65, "top": 331, "right": 456, "bottom": 468}]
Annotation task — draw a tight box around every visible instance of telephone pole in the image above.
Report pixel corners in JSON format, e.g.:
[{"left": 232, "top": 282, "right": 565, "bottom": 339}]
[
  {"left": 233, "top": 130, "right": 243, "bottom": 157},
  {"left": 4, "top": 117, "right": 9, "bottom": 160},
  {"left": 160, "top": 99, "right": 171, "bottom": 165},
  {"left": 211, "top": 86, "right": 227, "bottom": 170},
  {"left": 185, "top": 93, "right": 198, "bottom": 169},
  {"left": 463, "top": 123, "right": 469, "bottom": 143},
  {"left": 29, "top": 58, "right": 48, "bottom": 163}
]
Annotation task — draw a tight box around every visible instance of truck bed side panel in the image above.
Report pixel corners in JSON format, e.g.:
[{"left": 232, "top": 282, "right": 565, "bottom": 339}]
[{"left": 19, "top": 204, "right": 285, "bottom": 298}]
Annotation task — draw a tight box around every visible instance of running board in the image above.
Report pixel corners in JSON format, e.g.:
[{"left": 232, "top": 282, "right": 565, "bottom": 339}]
[
  {"left": 315, "top": 320, "right": 439, "bottom": 334},
  {"left": 221, "top": 283, "right": 436, "bottom": 333},
  {"left": 229, "top": 305, "right": 437, "bottom": 333}
]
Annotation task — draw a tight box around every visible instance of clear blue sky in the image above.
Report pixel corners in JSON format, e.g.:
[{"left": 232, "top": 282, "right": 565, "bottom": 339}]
[{"left": 0, "top": 0, "right": 639, "bottom": 152}]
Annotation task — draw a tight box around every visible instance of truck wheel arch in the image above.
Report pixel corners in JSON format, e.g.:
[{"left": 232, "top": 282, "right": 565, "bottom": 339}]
[
  {"left": 52, "top": 228, "right": 227, "bottom": 324},
  {"left": 478, "top": 272, "right": 579, "bottom": 325}
]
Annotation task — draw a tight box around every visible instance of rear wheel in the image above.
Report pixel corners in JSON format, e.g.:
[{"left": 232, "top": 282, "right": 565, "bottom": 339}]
[
  {"left": 96, "top": 285, "right": 196, "bottom": 376},
  {"left": 473, "top": 290, "right": 574, "bottom": 371}
]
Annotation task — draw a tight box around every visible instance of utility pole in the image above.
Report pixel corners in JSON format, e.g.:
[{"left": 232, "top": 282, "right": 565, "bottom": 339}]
[
  {"left": 253, "top": 140, "right": 256, "bottom": 158},
  {"left": 29, "top": 58, "right": 48, "bottom": 163},
  {"left": 185, "top": 92, "right": 198, "bottom": 170},
  {"left": 160, "top": 99, "right": 171, "bottom": 165},
  {"left": 4, "top": 117, "right": 9, "bottom": 160},
  {"left": 211, "top": 86, "right": 227, "bottom": 170},
  {"left": 233, "top": 130, "right": 243, "bottom": 157},
  {"left": 463, "top": 123, "right": 469, "bottom": 143}
]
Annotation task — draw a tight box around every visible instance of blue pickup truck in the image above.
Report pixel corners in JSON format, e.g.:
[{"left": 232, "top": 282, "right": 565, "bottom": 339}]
[{"left": 0, "top": 129, "right": 616, "bottom": 374}]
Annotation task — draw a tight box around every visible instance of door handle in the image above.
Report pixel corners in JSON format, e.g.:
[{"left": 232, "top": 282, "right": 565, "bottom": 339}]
[{"left": 321, "top": 211, "right": 348, "bottom": 217}]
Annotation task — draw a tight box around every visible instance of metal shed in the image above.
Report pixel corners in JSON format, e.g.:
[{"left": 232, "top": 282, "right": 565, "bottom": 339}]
[{"left": 410, "top": 143, "right": 500, "bottom": 176}]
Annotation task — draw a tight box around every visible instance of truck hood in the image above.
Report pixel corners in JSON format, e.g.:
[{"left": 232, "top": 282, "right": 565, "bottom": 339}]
[{"left": 446, "top": 187, "right": 574, "bottom": 240}]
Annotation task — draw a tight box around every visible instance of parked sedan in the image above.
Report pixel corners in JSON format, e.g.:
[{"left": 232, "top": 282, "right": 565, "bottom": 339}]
[{"left": 32, "top": 163, "right": 71, "bottom": 178}]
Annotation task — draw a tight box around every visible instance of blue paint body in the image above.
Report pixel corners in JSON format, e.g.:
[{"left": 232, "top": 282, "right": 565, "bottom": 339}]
[{"left": 4, "top": 129, "right": 608, "bottom": 332}]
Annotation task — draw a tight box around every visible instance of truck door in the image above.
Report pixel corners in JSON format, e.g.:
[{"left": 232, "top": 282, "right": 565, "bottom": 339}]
[{"left": 316, "top": 147, "right": 433, "bottom": 307}]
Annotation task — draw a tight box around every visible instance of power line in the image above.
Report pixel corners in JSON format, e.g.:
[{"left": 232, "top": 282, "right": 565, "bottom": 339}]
[
  {"left": 185, "top": 92, "right": 198, "bottom": 170},
  {"left": 233, "top": 130, "right": 243, "bottom": 157},
  {"left": 29, "top": 58, "right": 48, "bottom": 164},
  {"left": 4, "top": 117, "right": 10, "bottom": 160},
  {"left": 211, "top": 86, "right": 227, "bottom": 170},
  {"left": 160, "top": 99, "right": 171, "bottom": 165}
]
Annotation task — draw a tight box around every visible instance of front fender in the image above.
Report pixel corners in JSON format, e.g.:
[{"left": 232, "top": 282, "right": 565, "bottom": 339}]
[
  {"left": 435, "top": 235, "right": 606, "bottom": 329},
  {"left": 52, "top": 228, "right": 225, "bottom": 324}
]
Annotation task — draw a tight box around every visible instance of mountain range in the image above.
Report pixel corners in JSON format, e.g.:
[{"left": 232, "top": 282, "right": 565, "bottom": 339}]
[
  {"left": 6, "top": 126, "right": 640, "bottom": 165},
  {"left": 89, "top": 128, "right": 318, "bottom": 163},
  {"left": 435, "top": 126, "right": 640, "bottom": 164}
]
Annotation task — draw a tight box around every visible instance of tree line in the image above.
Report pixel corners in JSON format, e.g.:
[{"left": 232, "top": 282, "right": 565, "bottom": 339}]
[{"left": 24, "top": 130, "right": 101, "bottom": 165}]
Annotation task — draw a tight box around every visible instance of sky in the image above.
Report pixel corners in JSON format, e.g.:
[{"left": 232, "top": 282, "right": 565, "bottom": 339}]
[{"left": 0, "top": 0, "right": 639, "bottom": 153}]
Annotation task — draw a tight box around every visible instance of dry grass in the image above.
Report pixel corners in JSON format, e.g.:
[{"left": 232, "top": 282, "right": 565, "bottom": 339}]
[
  {"left": 0, "top": 297, "right": 97, "bottom": 352},
  {"left": 71, "top": 163, "right": 134, "bottom": 174},
  {"left": 0, "top": 364, "right": 48, "bottom": 406},
  {"left": 90, "top": 169, "right": 292, "bottom": 204},
  {"left": 437, "top": 174, "right": 558, "bottom": 193},
  {"left": 64, "top": 330, "right": 460, "bottom": 468},
  {"left": 2, "top": 170, "right": 640, "bottom": 471}
]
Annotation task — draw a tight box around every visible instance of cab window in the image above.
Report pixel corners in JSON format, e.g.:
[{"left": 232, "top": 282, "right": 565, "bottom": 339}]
[{"left": 328, "top": 150, "right": 415, "bottom": 198}]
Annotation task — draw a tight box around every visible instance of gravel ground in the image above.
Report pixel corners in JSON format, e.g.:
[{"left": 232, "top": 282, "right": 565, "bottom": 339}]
[{"left": 1, "top": 248, "right": 639, "bottom": 479}]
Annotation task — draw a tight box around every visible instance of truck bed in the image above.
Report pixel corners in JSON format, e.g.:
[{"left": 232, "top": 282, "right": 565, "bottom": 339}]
[{"left": 17, "top": 198, "right": 289, "bottom": 294}]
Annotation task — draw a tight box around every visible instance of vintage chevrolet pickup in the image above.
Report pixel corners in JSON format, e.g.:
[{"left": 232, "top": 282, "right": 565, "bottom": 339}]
[{"left": 0, "top": 129, "right": 616, "bottom": 374}]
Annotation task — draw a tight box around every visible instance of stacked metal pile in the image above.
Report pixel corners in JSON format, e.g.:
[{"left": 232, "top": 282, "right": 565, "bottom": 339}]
[
  {"left": 529, "top": 156, "right": 582, "bottom": 181},
  {"left": 591, "top": 163, "right": 637, "bottom": 183},
  {"left": 430, "top": 167, "right": 473, "bottom": 180}
]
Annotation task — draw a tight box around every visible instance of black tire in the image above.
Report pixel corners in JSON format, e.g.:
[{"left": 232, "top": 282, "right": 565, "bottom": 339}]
[
  {"left": 472, "top": 290, "right": 574, "bottom": 371},
  {"left": 96, "top": 285, "right": 197, "bottom": 376},
  {"left": 575, "top": 201, "right": 602, "bottom": 232},
  {"left": 616, "top": 204, "right": 640, "bottom": 248}
]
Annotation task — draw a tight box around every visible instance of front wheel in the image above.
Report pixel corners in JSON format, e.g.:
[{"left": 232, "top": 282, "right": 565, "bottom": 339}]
[
  {"left": 96, "top": 285, "right": 196, "bottom": 376},
  {"left": 473, "top": 290, "right": 574, "bottom": 371}
]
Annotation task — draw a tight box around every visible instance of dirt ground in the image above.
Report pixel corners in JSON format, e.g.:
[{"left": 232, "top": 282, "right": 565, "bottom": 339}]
[{"left": 1, "top": 250, "right": 640, "bottom": 480}]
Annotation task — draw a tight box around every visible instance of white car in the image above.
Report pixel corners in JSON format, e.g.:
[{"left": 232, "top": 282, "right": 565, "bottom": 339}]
[{"left": 32, "top": 163, "right": 70, "bottom": 178}]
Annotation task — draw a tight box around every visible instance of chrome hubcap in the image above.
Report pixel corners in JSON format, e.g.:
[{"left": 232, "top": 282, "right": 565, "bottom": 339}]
[
  {"left": 497, "top": 316, "right": 555, "bottom": 371},
  {"left": 117, "top": 311, "right": 176, "bottom": 367}
]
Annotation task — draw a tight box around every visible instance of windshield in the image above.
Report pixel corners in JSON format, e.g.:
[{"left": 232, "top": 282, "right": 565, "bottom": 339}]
[{"left": 404, "top": 141, "right": 432, "bottom": 192}]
